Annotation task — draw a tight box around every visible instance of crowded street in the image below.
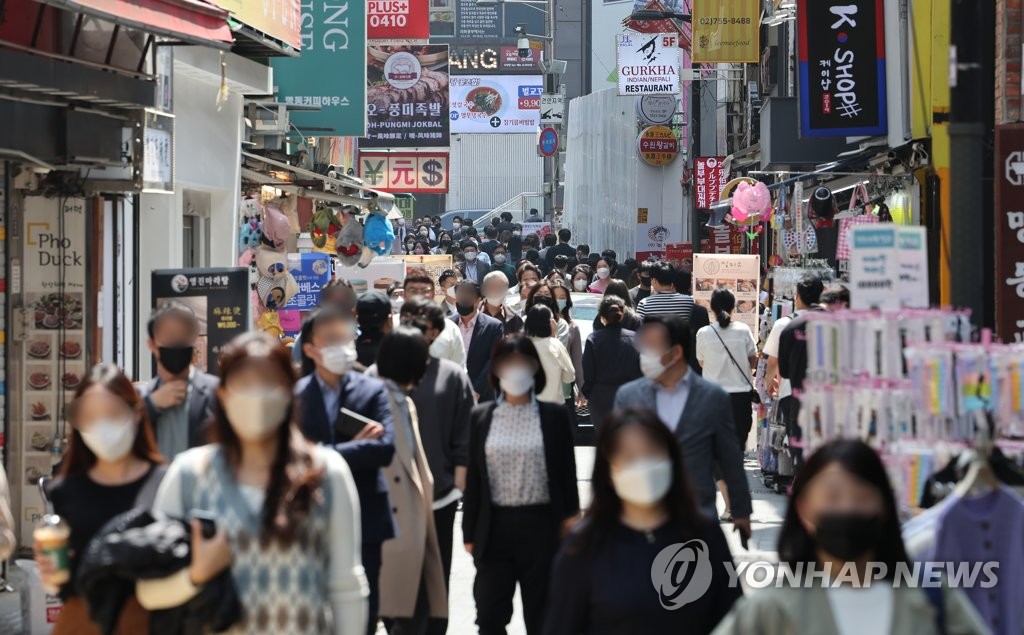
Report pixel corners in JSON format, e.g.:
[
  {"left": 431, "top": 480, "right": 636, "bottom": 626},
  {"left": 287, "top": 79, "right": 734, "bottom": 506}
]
[{"left": 0, "top": 0, "right": 1019, "bottom": 634}]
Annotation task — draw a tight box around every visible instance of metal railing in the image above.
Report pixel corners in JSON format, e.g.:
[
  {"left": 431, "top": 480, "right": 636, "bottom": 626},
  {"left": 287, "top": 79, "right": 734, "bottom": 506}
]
[{"left": 476, "top": 192, "right": 546, "bottom": 227}]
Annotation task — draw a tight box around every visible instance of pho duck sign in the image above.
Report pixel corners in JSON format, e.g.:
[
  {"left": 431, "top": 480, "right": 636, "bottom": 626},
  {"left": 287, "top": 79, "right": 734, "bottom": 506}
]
[
  {"left": 637, "top": 126, "right": 678, "bottom": 166},
  {"left": 617, "top": 33, "right": 681, "bottom": 96}
]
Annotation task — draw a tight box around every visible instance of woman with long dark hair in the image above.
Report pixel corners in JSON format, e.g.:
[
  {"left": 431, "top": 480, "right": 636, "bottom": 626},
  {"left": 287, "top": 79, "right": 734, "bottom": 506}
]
[
  {"left": 543, "top": 408, "right": 741, "bottom": 634},
  {"left": 38, "top": 364, "right": 165, "bottom": 634},
  {"left": 591, "top": 280, "right": 642, "bottom": 333},
  {"left": 712, "top": 440, "right": 988, "bottom": 634},
  {"left": 146, "top": 332, "right": 368, "bottom": 634},
  {"left": 581, "top": 297, "right": 642, "bottom": 428}
]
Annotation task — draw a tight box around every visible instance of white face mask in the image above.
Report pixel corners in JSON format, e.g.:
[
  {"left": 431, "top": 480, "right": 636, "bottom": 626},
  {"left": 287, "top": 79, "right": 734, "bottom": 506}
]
[
  {"left": 320, "top": 343, "right": 357, "bottom": 375},
  {"left": 498, "top": 366, "right": 534, "bottom": 397},
  {"left": 612, "top": 458, "right": 673, "bottom": 505},
  {"left": 596, "top": 267, "right": 611, "bottom": 279},
  {"left": 79, "top": 418, "right": 137, "bottom": 462},
  {"left": 639, "top": 349, "right": 672, "bottom": 379},
  {"left": 453, "top": 223, "right": 462, "bottom": 230},
  {"left": 223, "top": 387, "right": 292, "bottom": 442},
  {"left": 494, "top": 254, "right": 507, "bottom": 264},
  {"left": 573, "top": 279, "right": 588, "bottom": 292},
  {"left": 465, "top": 251, "right": 478, "bottom": 262},
  {"left": 397, "top": 219, "right": 406, "bottom": 226},
  {"left": 486, "top": 294, "right": 505, "bottom": 307}
]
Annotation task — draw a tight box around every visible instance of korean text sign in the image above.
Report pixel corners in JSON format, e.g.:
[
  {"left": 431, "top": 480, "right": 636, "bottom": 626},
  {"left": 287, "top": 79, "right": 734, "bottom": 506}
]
[
  {"left": 694, "top": 157, "right": 726, "bottom": 208},
  {"left": 692, "top": 0, "right": 760, "bottom": 63},
  {"left": 284, "top": 253, "right": 332, "bottom": 310},
  {"left": 847, "top": 224, "right": 929, "bottom": 311},
  {"left": 693, "top": 254, "right": 761, "bottom": 338},
  {"left": 270, "top": 2, "right": 366, "bottom": 137},
  {"left": 616, "top": 33, "right": 681, "bottom": 96},
  {"left": 359, "top": 152, "right": 450, "bottom": 193},
  {"left": 368, "top": 0, "right": 429, "bottom": 43},
  {"left": 363, "top": 45, "right": 450, "bottom": 147},
  {"left": 797, "top": 0, "right": 887, "bottom": 137},
  {"left": 449, "top": 75, "right": 542, "bottom": 133},
  {"left": 996, "top": 125, "right": 1024, "bottom": 343}
]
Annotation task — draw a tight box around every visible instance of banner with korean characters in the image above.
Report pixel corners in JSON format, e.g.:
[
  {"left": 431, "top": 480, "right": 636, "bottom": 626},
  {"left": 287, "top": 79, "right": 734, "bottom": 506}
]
[
  {"left": 616, "top": 32, "right": 681, "bottom": 96},
  {"left": 693, "top": 253, "right": 761, "bottom": 338},
  {"left": 694, "top": 156, "right": 727, "bottom": 208},
  {"left": 363, "top": 45, "right": 450, "bottom": 148},
  {"left": 797, "top": 0, "right": 887, "bottom": 137},
  {"left": 847, "top": 224, "right": 928, "bottom": 311},
  {"left": 151, "top": 268, "right": 250, "bottom": 375},
  {"left": 450, "top": 75, "right": 543, "bottom": 133},
  {"left": 19, "top": 197, "right": 88, "bottom": 546},
  {"left": 401, "top": 254, "right": 454, "bottom": 304},
  {"left": 665, "top": 242, "right": 693, "bottom": 270},
  {"left": 368, "top": 0, "right": 429, "bottom": 43},
  {"left": 359, "top": 152, "right": 450, "bottom": 193},
  {"left": 995, "top": 125, "right": 1024, "bottom": 343},
  {"left": 270, "top": 1, "right": 366, "bottom": 136},
  {"left": 692, "top": 0, "right": 760, "bottom": 63}
]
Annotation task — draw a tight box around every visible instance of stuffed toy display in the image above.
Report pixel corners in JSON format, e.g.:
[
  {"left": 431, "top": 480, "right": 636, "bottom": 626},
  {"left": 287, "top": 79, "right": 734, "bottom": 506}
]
[
  {"left": 334, "top": 209, "right": 365, "bottom": 267},
  {"left": 256, "top": 273, "right": 298, "bottom": 311},
  {"left": 363, "top": 212, "right": 395, "bottom": 256},
  {"left": 308, "top": 205, "right": 342, "bottom": 249},
  {"left": 255, "top": 248, "right": 288, "bottom": 280},
  {"left": 261, "top": 198, "right": 294, "bottom": 251},
  {"left": 239, "top": 197, "right": 263, "bottom": 253},
  {"left": 728, "top": 180, "right": 772, "bottom": 225}
]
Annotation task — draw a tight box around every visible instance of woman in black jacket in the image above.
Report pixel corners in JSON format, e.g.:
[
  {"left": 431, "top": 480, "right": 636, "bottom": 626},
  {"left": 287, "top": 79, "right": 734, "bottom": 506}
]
[
  {"left": 543, "top": 408, "right": 742, "bottom": 635},
  {"left": 463, "top": 336, "right": 581, "bottom": 635},
  {"left": 582, "top": 297, "right": 642, "bottom": 429}
]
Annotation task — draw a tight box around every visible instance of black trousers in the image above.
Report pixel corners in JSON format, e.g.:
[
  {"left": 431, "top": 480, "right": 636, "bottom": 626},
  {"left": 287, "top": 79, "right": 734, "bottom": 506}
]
[
  {"left": 363, "top": 541, "right": 383, "bottom": 635},
  {"left": 473, "top": 505, "right": 557, "bottom": 635},
  {"left": 426, "top": 499, "right": 458, "bottom": 635},
  {"left": 714, "top": 392, "right": 754, "bottom": 482},
  {"left": 385, "top": 574, "right": 429, "bottom": 635}
]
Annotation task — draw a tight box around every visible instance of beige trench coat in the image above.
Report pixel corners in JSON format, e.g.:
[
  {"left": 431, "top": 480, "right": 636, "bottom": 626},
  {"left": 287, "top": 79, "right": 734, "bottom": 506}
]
[{"left": 379, "top": 391, "right": 448, "bottom": 619}]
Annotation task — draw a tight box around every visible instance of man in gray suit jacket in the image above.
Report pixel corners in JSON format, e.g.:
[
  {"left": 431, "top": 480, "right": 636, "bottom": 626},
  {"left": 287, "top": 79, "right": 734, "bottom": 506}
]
[{"left": 614, "top": 315, "right": 752, "bottom": 543}]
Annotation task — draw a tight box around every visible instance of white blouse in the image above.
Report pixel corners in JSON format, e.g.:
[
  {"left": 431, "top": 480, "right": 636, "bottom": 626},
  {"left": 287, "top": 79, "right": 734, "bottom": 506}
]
[{"left": 485, "top": 401, "right": 550, "bottom": 507}]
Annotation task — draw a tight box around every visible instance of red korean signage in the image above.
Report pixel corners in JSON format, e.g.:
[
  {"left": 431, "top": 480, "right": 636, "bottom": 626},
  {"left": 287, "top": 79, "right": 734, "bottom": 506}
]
[
  {"left": 995, "top": 125, "right": 1024, "bottom": 343},
  {"left": 637, "top": 126, "right": 679, "bottom": 166},
  {"left": 368, "top": 0, "right": 429, "bottom": 44},
  {"left": 665, "top": 242, "right": 693, "bottom": 270},
  {"left": 694, "top": 156, "right": 726, "bottom": 209}
]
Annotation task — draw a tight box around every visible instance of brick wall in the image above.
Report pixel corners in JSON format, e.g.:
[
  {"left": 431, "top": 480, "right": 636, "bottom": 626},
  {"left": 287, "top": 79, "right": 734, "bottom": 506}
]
[{"left": 998, "top": 0, "right": 1023, "bottom": 122}]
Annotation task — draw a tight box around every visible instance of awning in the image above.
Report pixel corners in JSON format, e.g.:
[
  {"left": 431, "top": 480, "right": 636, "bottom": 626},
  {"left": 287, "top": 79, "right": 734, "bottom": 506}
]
[{"left": 37, "top": 0, "right": 233, "bottom": 49}]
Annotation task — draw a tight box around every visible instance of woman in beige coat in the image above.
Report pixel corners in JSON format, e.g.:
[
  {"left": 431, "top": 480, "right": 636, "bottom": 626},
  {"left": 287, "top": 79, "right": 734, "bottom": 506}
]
[{"left": 374, "top": 327, "right": 448, "bottom": 633}]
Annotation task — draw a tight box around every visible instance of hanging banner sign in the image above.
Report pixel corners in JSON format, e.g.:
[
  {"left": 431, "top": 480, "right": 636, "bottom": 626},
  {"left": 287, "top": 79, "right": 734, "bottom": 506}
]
[
  {"left": 368, "top": 0, "right": 429, "bottom": 43},
  {"left": 359, "top": 152, "right": 450, "bottom": 193},
  {"left": 636, "top": 125, "right": 678, "bottom": 166},
  {"left": 665, "top": 242, "right": 694, "bottom": 270},
  {"left": 693, "top": 254, "right": 761, "bottom": 338},
  {"left": 636, "top": 223, "right": 683, "bottom": 262},
  {"left": 616, "top": 32, "right": 681, "bottom": 96},
  {"left": 847, "top": 224, "right": 929, "bottom": 311},
  {"left": 636, "top": 94, "right": 677, "bottom": 125},
  {"left": 692, "top": 0, "right": 760, "bottom": 63},
  {"left": 363, "top": 45, "right": 450, "bottom": 148},
  {"left": 797, "top": 0, "right": 887, "bottom": 137},
  {"left": 694, "top": 156, "right": 727, "bottom": 208},
  {"left": 996, "top": 125, "right": 1024, "bottom": 343},
  {"left": 449, "top": 75, "right": 542, "bottom": 133},
  {"left": 283, "top": 253, "right": 332, "bottom": 311}
]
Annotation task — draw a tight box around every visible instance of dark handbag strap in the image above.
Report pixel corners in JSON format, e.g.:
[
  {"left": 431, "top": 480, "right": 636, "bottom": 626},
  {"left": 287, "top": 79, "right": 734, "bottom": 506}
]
[
  {"left": 710, "top": 324, "right": 756, "bottom": 392},
  {"left": 134, "top": 464, "right": 167, "bottom": 509}
]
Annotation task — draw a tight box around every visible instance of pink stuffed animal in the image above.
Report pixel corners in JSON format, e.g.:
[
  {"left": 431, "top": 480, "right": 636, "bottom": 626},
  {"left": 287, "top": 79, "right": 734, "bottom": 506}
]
[
  {"left": 260, "top": 198, "right": 293, "bottom": 251},
  {"left": 729, "top": 181, "right": 772, "bottom": 225}
]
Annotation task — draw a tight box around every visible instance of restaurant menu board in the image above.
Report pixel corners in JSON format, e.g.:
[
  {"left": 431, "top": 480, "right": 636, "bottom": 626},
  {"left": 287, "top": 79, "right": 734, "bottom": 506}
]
[
  {"left": 19, "top": 197, "right": 89, "bottom": 545},
  {"left": 151, "top": 268, "right": 250, "bottom": 375},
  {"left": 693, "top": 254, "right": 761, "bottom": 338},
  {"left": 364, "top": 45, "right": 450, "bottom": 148},
  {"left": 335, "top": 258, "right": 408, "bottom": 296},
  {"left": 449, "top": 75, "right": 543, "bottom": 133}
]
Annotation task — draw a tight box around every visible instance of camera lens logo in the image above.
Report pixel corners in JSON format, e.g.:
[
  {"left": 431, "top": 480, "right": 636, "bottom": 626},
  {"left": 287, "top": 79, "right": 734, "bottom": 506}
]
[{"left": 650, "top": 539, "right": 713, "bottom": 610}]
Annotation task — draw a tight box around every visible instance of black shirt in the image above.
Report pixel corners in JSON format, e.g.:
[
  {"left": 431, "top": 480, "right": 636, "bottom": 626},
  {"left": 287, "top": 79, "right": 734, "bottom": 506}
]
[
  {"left": 544, "top": 518, "right": 742, "bottom": 635},
  {"left": 777, "top": 306, "right": 827, "bottom": 391},
  {"left": 49, "top": 466, "right": 155, "bottom": 597}
]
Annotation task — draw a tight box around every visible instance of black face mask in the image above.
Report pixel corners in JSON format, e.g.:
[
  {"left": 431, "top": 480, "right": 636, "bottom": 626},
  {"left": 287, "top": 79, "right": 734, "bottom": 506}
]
[
  {"left": 814, "top": 512, "right": 884, "bottom": 561},
  {"left": 456, "top": 302, "right": 476, "bottom": 317},
  {"left": 158, "top": 346, "right": 194, "bottom": 374}
]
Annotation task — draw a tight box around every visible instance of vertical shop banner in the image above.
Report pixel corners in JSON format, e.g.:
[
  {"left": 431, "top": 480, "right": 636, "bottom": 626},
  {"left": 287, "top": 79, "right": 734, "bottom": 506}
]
[
  {"left": 270, "top": 2, "right": 366, "bottom": 137},
  {"left": 284, "top": 253, "right": 332, "bottom": 310},
  {"left": 151, "top": 268, "right": 249, "bottom": 375},
  {"left": 20, "top": 197, "right": 88, "bottom": 545},
  {"left": 449, "top": 75, "right": 542, "bottom": 133},
  {"left": 694, "top": 156, "right": 726, "bottom": 208},
  {"left": 368, "top": 0, "right": 429, "bottom": 43},
  {"left": 636, "top": 223, "right": 683, "bottom": 261},
  {"left": 996, "top": 125, "right": 1024, "bottom": 343},
  {"left": 359, "top": 152, "right": 450, "bottom": 193},
  {"left": 616, "top": 33, "right": 681, "bottom": 96},
  {"left": 364, "top": 45, "right": 450, "bottom": 147},
  {"left": 848, "top": 226, "right": 898, "bottom": 310},
  {"left": 693, "top": 254, "right": 761, "bottom": 337},
  {"left": 692, "top": 0, "right": 760, "bottom": 63},
  {"left": 213, "top": 0, "right": 301, "bottom": 49},
  {"left": 797, "top": 0, "right": 887, "bottom": 137},
  {"left": 896, "top": 227, "right": 929, "bottom": 310}
]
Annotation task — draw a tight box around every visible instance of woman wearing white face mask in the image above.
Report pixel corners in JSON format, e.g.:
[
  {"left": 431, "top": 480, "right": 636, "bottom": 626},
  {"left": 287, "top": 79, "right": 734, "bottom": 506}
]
[
  {"left": 463, "top": 336, "right": 581, "bottom": 635},
  {"left": 145, "top": 333, "right": 368, "bottom": 634},
  {"left": 543, "top": 408, "right": 742, "bottom": 635},
  {"left": 587, "top": 258, "right": 615, "bottom": 294},
  {"left": 39, "top": 364, "right": 165, "bottom": 634}
]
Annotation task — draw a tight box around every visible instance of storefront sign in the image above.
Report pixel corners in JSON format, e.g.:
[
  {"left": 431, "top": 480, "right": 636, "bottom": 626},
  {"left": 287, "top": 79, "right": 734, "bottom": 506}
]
[
  {"left": 271, "top": 2, "right": 366, "bottom": 137},
  {"left": 694, "top": 156, "right": 727, "bottom": 208},
  {"left": 500, "top": 46, "right": 542, "bottom": 72},
  {"left": 848, "top": 226, "right": 898, "bottom": 310},
  {"left": 636, "top": 223, "right": 683, "bottom": 261},
  {"left": 284, "top": 253, "right": 332, "bottom": 310},
  {"left": 896, "top": 226, "right": 929, "bottom": 309},
  {"left": 616, "top": 32, "right": 681, "bottom": 96},
  {"left": 368, "top": 0, "right": 429, "bottom": 43},
  {"left": 636, "top": 94, "right": 677, "bottom": 125},
  {"left": 996, "top": 125, "right": 1024, "bottom": 343},
  {"left": 359, "top": 152, "right": 450, "bottom": 193},
  {"left": 692, "top": 0, "right": 759, "bottom": 63},
  {"left": 636, "top": 126, "right": 678, "bottom": 166},
  {"left": 797, "top": 0, "right": 887, "bottom": 137},
  {"left": 429, "top": 0, "right": 544, "bottom": 41},
  {"left": 665, "top": 242, "right": 693, "bottom": 269},
  {"left": 541, "top": 93, "right": 564, "bottom": 125},
  {"left": 335, "top": 257, "right": 407, "bottom": 293},
  {"left": 151, "top": 268, "right": 250, "bottom": 375},
  {"left": 449, "top": 75, "right": 542, "bottom": 133},
  {"left": 522, "top": 221, "right": 551, "bottom": 238},
  {"left": 138, "top": 109, "right": 174, "bottom": 193},
  {"left": 448, "top": 44, "right": 539, "bottom": 74},
  {"left": 213, "top": 0, "right": 301, "bottom": 49},
  {"left": 693, "top": 253, "right": 761, "bottom": 337},
  {"left": 363, "top": 45, "right": 449, "bottom": 147},
  {"left": 395, "top": 194, "right": 415, "bottom": 219}
]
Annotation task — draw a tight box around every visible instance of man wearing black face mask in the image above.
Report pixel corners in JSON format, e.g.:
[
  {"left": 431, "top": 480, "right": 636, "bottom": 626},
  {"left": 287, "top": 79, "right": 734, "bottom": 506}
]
[
  {"left": 139, "top": 302, "right": 219, "bottom": 459},
  {"left": 450, "top": 281, "right": 504, "bottom": 402}
]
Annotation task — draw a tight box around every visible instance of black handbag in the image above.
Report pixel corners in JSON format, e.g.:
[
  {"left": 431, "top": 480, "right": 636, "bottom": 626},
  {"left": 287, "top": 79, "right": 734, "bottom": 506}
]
[{"left": 710, "top": 324, "right": 761, "bottom": 404}]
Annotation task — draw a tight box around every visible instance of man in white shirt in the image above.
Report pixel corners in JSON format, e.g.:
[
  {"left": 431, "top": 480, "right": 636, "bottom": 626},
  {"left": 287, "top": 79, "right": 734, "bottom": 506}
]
[{"left": 402, "top": 272, "right": 466, "bottom": 367}]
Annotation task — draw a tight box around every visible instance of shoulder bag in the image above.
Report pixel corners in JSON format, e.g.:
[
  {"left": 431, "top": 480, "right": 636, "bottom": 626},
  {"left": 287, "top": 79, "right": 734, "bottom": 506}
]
[{"left": 710, "top": 324, "right": 761, "bottom": 404}]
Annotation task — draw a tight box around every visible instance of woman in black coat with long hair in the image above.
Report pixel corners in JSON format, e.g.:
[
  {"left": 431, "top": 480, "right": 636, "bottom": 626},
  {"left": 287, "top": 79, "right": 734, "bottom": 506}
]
[{"left": 581, "top": 297, "right": 642, "bottom": 429}]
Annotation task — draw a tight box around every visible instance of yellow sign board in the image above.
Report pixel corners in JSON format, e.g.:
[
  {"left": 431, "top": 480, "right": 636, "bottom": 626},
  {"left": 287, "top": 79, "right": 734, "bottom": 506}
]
[
  {"left": 214, "top": 0, "right": 301, "bottom": 50},
  {"left": 692, "top": 0, "right": 760, "bottom": 64}
]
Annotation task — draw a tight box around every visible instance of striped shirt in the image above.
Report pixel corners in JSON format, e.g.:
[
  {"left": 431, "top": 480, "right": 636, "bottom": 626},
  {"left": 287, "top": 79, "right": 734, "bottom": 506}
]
[{"left": 636, "top": 292, "right": 695, "bottom": 321}]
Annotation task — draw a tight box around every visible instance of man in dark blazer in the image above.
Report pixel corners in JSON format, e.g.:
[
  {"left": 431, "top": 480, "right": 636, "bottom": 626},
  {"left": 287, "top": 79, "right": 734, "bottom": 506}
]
[
  {"left": 139, "top": 301, "right": 219, "bottom": 460},
  {"left": 451, "top": 280, "right": 504, "bottom": 401},
  {"left": 458, "top": 241, "right": 490, "bottom": 285},
  {"left": 296, "top": 307, "right": 396, "bottom": 635},
  {"left": 543, "top": 228, "right": 576, "bottom": 271},
  {"left": 614, "top": 315, "right": 753, "bottom": 544}
]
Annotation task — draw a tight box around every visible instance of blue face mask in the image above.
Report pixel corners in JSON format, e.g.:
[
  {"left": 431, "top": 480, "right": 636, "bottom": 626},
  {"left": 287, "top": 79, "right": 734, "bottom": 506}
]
[{"left": 556, "top": 299, "right": 568, "bottom": 311}]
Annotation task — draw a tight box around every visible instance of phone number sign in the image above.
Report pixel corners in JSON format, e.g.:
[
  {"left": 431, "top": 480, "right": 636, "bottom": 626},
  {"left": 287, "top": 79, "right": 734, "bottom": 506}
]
[{"left": 368, "top": 0, "right": 429, "bottom": 43}]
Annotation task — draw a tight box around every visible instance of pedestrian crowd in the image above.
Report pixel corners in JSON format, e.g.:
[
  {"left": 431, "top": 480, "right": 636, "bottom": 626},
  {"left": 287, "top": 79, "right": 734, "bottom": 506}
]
[{"left": 20, "top": 221, "right": 991, "bottom": 635}]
